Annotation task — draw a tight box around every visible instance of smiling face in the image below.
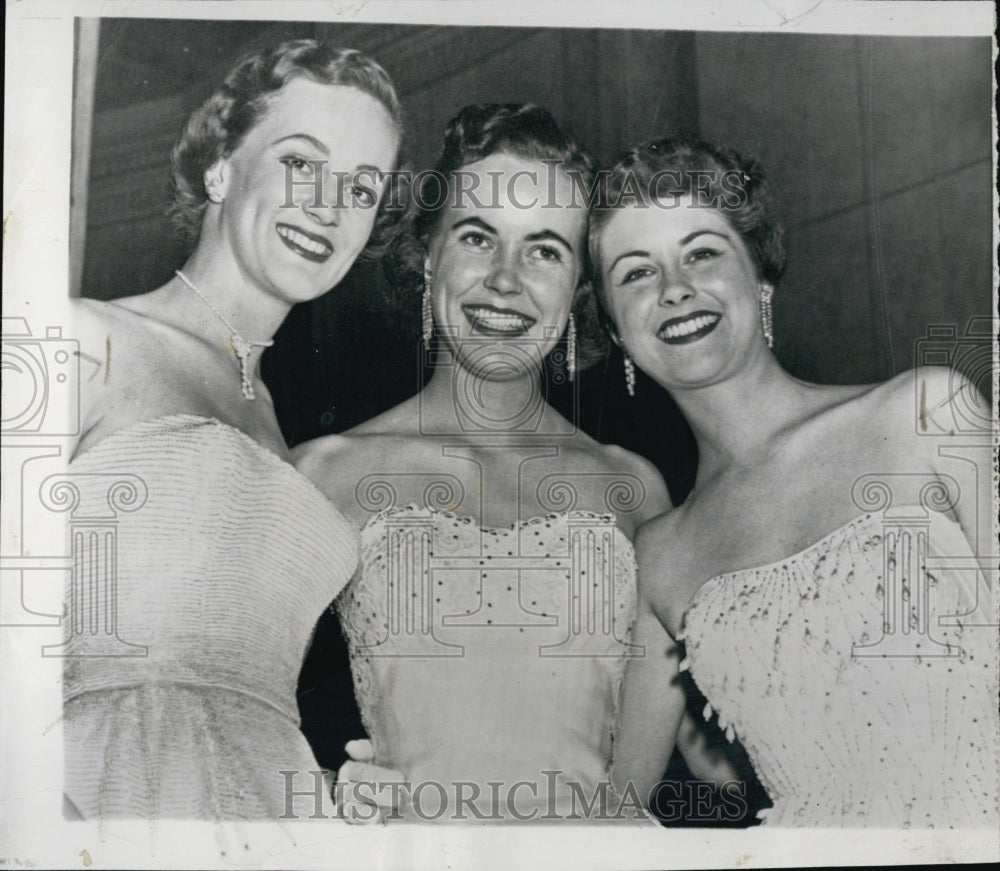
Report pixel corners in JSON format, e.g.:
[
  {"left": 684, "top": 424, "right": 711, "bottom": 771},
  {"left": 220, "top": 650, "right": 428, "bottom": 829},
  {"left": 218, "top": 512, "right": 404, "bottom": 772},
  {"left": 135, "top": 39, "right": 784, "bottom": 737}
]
[
  {"left": 597, "top": 194, "right": 767, "bottom": 390},
  {"left": 424, "top": 152, "right": 587, "bottom": 379},
  {"left": 211, "top": 77, "right": 399, "bottom": 304}
]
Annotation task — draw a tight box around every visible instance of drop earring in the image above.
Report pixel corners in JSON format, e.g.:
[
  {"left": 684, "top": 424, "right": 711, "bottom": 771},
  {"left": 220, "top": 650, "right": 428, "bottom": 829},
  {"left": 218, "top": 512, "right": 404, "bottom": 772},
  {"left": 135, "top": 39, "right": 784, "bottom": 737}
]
[
  {"left": 759, "top": 283, "right": 774, "bottom": 348},
  {"left": 623, "top": 352, "right": 636, "bottom": 397},
  {"left": 422, "top": 268, "right": 433, "bottom": 343},
  {"left": 566, "top": 314, "right": 577, "bottom": 381}
]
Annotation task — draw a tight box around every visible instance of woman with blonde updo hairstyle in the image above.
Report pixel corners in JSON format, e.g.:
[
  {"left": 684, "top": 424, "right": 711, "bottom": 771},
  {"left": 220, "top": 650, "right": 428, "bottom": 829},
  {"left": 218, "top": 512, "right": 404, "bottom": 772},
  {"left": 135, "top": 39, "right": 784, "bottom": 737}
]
[{"left": 66, "top": 39, "right": 403, "bottom": 821}]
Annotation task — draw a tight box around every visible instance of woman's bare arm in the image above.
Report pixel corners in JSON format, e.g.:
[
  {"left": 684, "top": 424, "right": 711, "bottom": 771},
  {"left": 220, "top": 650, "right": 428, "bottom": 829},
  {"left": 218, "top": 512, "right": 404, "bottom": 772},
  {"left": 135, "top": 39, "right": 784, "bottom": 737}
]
[{"left": 611, "top": 587, "right": 687, "bottom": 806}]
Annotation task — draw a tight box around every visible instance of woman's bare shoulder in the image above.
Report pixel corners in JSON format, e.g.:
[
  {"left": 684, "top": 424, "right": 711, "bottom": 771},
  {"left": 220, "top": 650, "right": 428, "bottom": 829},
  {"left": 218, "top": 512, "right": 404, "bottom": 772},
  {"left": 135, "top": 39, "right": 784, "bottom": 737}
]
[
  {"left": 70, "top": 298, "right": 150, "bottom": 431},
  {"left": 291, "top": 432, "right": 355, "bottom": 470},
  {"left": 292, "top": 404, "right": 427, "bottom": 501},
  {"left": 71, "top": 295, "right": 167, "bottom": 360},
  {"left": 633, "top": 503, "right": 693, "bottom": 613},
  {"left": 291, "top": 418, "right": 436, "bottom": 523},
  {"left": 292, "top": 431, "right": 388, "bottom": 512},
  {"left": 73, "top": 294, "right": 154, "bottom": 326},
  {"left": 575, "top": 435, "right": 672, "bottom": 519},
  {"left": 785, "top": 372, "right": 926, "bottom": 446},
  {"left": 292, "top": 429, "right": 404, "bottom": 478},
  {"left": 635, "top": 504, "right": 686, "bottom": 565},
  {"left": 898, "top": 365, "right": 987, "bottom": 436},
  {"left": 819, "top": 366, "right": 983, "bottom": 443},
  {"left": 72, "top": 297, "right": 120, "bottom": 346},
  {"left": 345, "top": 396, "right": 422, "bottom": 436}
]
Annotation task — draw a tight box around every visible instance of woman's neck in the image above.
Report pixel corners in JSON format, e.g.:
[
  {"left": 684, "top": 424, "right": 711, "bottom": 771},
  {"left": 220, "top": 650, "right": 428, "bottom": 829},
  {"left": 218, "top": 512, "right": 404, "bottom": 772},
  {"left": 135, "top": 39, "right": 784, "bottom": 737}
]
[
  {"left": 419, "top": 358, "right": 566, "bottom": 437},
  {"left": 173, "top": 246, "right": 291, "bottom": 345},
  {"left": 669, "top": 355, "right": 810, "bottom": 480}
]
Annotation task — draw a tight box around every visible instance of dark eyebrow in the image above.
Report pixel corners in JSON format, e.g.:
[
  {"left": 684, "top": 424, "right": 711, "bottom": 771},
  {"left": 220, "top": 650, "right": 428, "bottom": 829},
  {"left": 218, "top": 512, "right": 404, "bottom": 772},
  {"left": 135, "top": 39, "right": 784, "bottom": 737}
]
[
  {"left": 609, "top": 250, "right": 649, "bottom": 272},
  {"left": 272, "top": 133, "right": 328, "bottom": 155},
  {"left": 450, "top": 217, "right": 497, "bottom": 235},
  {"left": 609, "top": 230, "right": 731, "bottom": 272},
  {"left": 682, "top": 229, "right": 731, "bottom": 245},
  {"left": 525, "top": 229, "right": 574, "bottom": 253}
]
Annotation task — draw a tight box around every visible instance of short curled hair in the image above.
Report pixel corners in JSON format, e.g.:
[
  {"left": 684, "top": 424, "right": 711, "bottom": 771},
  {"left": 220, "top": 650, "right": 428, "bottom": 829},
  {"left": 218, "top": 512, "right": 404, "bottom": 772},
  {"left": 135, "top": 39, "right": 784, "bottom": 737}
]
[
  {"left": 169, "top": 39, "right": 403, "bottom": 258},
  {"left": 390, "top": 103, "right": 606, "bottom": 370},
  {"left": 589, "top": 137, "right": 787, "bottom": 315}
]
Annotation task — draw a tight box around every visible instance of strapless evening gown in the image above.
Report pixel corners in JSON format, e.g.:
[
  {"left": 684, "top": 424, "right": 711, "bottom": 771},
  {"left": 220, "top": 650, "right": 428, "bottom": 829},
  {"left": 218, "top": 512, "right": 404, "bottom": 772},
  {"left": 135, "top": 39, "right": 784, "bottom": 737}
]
[
  {"left": 337, "top": 506, "right": 646, "bottom": 822},
  {"left": 679, "top": 510, "right": 998, "bottom": 827},
  {"left": 60, "top": 415, "right": 358, "bottom": 820}
]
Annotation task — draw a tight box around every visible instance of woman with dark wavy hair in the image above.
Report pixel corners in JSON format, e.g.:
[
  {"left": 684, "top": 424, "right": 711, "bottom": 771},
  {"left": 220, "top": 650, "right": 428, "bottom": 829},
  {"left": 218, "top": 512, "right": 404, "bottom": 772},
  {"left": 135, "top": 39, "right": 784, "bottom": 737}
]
[
  {"left": 66, "top": 40, "right": 402, "bottom": 820},
  {"left": 590, "top": 137, "right": 998, "bottom": 827},
  {"left": 295, "top": 103, "right": 670, "bottom": 823}
]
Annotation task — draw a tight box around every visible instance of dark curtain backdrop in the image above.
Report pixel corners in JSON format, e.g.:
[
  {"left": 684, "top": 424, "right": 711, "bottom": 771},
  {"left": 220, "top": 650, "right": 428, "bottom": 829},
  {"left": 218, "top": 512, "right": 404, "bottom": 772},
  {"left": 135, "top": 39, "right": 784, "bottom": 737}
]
[{"left": 79, "top": 17, "right": 993, "bottom": 820}]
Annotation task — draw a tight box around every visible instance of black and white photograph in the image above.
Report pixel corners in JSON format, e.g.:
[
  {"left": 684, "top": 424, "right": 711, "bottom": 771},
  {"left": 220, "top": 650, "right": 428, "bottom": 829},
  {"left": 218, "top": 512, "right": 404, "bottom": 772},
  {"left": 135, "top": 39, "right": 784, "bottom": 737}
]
[{"left": 2, "top": 0, "right": 997, "bottom": 867}]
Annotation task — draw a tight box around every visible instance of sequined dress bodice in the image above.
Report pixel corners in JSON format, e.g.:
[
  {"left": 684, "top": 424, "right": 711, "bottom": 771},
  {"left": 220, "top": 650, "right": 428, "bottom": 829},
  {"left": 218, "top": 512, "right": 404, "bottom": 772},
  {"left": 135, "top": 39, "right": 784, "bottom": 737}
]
[
  {"left": 679, "top": 510, "right": 998, "bottom": 828},
  {"left": 337, "top": 506, "right": 640, "bottom": 821}
]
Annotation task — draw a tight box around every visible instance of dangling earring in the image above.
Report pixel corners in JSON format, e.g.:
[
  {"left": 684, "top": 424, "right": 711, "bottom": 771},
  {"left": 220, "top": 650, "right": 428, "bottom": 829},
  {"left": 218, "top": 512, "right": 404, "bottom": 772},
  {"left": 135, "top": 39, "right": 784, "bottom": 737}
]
[
  {"left": 759, "top": 283, "right": 774, "bottom": 349},
  {"left": 623, "top": 352, "right": 636, "bottom": 397},
  {"left": 422, "top": 268, "right": 433, "bottom": 343},
  {"left": 566, "top": 314, "right": 577, "bottom": 381}
]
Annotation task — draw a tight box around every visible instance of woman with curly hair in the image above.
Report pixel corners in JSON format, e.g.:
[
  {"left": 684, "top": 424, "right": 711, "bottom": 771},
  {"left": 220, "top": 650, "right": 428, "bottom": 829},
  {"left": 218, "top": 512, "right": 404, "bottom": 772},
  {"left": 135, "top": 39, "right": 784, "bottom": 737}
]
[
  {"left": 295, "top": 103, "right": 671, "bottom": 823},
  {"left": 591, "top": 137, "right": 998, "bottom": 828},
  {"left": 65, "top": 39, "right": 402, "bottom": 820}
]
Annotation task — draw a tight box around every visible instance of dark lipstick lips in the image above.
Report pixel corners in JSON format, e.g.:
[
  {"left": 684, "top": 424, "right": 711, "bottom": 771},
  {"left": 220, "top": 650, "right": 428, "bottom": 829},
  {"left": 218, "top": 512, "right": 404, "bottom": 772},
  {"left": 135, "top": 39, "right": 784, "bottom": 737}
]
[{"left": 657, "top": 310, "right": 722, "bottom": 345}]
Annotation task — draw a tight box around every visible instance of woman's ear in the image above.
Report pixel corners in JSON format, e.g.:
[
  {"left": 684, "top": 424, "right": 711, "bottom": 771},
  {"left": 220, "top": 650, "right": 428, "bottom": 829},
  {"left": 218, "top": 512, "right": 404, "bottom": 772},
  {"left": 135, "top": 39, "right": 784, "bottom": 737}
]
[{"left": 203, "top": 157, "right": 229, "bottom": 204}]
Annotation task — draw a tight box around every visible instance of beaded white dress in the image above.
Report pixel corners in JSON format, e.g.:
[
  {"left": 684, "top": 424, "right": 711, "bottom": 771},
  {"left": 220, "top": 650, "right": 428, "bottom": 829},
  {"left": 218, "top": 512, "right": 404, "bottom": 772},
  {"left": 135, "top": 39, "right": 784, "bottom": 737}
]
[
  {"left": 678, "top": 510, "right": 998, "bottom": 827},
  {"left": 60, "top": 415, "right": 358, "bottom": 820},
  {"left": 337, "top": 505, "right": 646, "bottom": 822}
]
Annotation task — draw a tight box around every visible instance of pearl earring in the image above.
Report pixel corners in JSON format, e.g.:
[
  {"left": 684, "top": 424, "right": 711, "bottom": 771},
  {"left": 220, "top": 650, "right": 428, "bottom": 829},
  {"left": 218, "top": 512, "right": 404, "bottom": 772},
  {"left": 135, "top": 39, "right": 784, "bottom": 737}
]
[{"left": 204, "top": 171, "right": 224, "bottom": 204}]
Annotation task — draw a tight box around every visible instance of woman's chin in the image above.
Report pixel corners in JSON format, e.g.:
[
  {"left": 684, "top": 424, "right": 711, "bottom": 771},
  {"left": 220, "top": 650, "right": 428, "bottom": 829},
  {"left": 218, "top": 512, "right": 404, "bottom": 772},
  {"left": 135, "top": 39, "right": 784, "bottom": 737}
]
[
  {"left": 264, "top": 267, "right": 341, "bottom": 305},
  {"left": 642, "top": 360, "right": 730, "bottom": 393},
  {"left": 447, "top": 345, "right": 546, "bottom": 382}
]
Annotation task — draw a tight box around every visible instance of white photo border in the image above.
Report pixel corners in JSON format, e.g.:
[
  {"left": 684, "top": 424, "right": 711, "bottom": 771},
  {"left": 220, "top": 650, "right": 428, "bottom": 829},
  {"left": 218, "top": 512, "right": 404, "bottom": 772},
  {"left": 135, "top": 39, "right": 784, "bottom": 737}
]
[{"left": 2, "top": 1, "right": 997, "bottom": 868}]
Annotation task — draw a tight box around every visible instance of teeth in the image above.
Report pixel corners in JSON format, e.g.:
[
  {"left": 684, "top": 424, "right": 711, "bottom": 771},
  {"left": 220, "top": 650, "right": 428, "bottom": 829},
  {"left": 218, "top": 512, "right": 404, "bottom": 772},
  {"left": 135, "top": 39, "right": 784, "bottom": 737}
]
[
  {"left": 466, "top": 307, "right": 532, "bottom": 332},
  {"left": 278, "top": 226, "right": 332, "bottom": 255},
  {"left": 662, "top": 314, "right": 719, "bottom": 339}
]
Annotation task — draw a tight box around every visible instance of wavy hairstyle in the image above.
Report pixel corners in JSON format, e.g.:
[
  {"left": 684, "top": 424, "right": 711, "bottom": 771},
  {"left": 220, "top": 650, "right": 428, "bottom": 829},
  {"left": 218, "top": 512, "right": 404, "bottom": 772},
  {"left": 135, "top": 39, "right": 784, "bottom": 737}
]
[
  {"left": 169, "top": 39, "right": 403, "bottom": 259},
  {"left": 588, "top": 137, "right": 787, "bottom": 322},
  {"left": 389, "top": 102, "right": 607, "bottom": 371}
]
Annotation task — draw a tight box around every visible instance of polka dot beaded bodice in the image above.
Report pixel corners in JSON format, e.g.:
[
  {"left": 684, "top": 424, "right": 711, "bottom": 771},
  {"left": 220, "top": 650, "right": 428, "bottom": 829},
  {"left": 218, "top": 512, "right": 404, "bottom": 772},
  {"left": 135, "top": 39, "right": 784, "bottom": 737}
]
[
  {"left": 678, "top": 510, "right": 998, "bottom": 828},
  {"left": 337, "top": 506, "right": 639, "bottom": 820}
]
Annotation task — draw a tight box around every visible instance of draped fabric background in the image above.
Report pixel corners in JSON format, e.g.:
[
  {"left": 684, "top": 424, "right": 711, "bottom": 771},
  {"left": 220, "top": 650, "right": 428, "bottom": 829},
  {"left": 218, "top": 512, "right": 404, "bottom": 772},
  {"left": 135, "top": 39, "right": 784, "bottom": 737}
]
[{"left": 76, "top": 17, "right": 994, "bottom": 820}]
